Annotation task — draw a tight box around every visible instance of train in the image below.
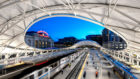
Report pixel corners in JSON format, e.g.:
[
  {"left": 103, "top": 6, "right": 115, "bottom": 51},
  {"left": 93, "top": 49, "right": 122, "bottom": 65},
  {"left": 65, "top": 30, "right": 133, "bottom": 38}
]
[{"left": 21, "top": 51, "right": 83, "bottom": 79}]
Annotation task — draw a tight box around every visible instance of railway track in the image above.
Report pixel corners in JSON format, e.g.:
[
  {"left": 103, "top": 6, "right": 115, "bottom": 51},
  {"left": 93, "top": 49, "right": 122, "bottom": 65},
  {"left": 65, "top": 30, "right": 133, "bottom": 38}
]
[{"left": 66, "top": 53, "right": 87, "bottom": 79}]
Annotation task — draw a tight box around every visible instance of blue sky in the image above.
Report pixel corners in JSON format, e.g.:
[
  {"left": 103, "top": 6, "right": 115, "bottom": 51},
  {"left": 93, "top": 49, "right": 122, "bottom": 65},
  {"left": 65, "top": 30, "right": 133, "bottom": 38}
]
[{"left": 27, "top": 16, "right": 104, "bottom": 41}]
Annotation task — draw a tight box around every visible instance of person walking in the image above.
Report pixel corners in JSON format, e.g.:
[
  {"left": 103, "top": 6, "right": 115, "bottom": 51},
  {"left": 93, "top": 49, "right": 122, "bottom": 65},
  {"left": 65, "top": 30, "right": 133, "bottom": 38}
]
[
  {"left": 113, "top": 68, "right": 115, "bottom": 74},
  {"left": 108, "top": 71, "right": 111, "bottom": 78},
  {"left": 86, "top": 61, "right": 88, "bottom": 66},
  {"left": 92, "top": 62, "right": 95, "bottom": 67},
  {"left": 61, "top": 69, "right": 63, "bottom": 74},
  {"left": 95, "top": 71, "right": 98, "bottom": 78},
  {"left": 83, "top": 71, "right": 86, "bottom": 79}
]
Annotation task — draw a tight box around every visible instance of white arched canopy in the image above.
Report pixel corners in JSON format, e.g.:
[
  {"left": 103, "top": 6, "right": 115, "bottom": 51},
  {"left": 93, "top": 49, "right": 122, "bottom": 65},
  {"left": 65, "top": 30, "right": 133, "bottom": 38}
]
[
  {"left": 0, "top": 0, "right": 140, "bottom": 53},
  {"left": 70, "top": 40, "right": 101, "bottom": 49}
]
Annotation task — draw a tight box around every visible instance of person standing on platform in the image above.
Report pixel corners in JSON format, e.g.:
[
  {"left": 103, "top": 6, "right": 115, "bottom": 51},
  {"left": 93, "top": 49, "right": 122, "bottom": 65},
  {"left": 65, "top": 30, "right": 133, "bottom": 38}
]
[
  {"left": 86, "top": 61, "right": 88, "bottom": 66},
  {"left": 95, "top": 71, "right": 98, "bottom": 78},
  {"left": 83, "top": 71, "right": 86, "bottom": 79},
  {"left": 108, "top": 71, "right": 111, "bottom": 78},
  {"left": 61, "top": 69, "right": 63, "bottom": 74},
  {"left": 93, "top": 62, "right": 94, "bottom": 65},
  {"left": 113, "top": 68, "right": 115, "bottom": 74}
]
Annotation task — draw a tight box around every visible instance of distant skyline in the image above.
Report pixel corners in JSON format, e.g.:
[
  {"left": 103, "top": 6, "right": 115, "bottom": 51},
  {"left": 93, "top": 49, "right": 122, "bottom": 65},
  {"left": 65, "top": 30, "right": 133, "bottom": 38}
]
[{"left": 27, "top": 16, "right": 104, "bottom": 41}]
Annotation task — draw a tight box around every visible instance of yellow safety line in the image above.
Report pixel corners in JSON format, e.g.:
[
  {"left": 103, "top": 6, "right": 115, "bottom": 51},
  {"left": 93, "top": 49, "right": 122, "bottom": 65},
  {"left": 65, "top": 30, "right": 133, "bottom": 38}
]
[
  {"left": 77, "top": 54, "right": 89, "bottom": 79},
  {"left": 5, "top": 62, "right": 24, "bottom": 68}
]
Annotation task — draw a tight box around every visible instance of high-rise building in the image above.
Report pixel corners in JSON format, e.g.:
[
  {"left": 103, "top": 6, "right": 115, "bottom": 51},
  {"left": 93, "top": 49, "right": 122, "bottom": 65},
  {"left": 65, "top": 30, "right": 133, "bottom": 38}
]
[{"left": 102, "top": 28, "right": 127, "bottom": 50}]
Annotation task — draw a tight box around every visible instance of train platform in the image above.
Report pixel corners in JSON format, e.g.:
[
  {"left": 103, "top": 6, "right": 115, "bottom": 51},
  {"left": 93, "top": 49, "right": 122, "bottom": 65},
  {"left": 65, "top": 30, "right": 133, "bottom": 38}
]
[
  {"left": 78, "top": 51, "right": 119, "bottom": 79},
  {"left": 53, "top": 53, "right": 83, "bottom": 79}
]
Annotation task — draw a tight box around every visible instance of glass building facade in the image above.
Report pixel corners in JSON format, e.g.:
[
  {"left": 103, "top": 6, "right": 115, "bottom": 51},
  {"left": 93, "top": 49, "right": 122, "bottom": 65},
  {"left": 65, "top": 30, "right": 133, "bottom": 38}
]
[{"left": 102, "top": 28, "right": 127, "bottom": 50}]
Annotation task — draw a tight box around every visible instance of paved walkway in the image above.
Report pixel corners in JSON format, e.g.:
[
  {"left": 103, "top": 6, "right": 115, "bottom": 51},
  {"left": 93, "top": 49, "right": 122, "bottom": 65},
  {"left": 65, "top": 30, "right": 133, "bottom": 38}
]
[
  {"left": 81, "top": 50, "right": 119, "bottom": 79},
  {"left": 54, "top": 53, "right": 83, "bottom": 79}
]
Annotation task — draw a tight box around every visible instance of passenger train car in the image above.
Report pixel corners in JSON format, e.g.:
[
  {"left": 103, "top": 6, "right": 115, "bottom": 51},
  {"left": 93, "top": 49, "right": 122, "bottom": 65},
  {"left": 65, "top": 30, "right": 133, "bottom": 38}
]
[{"left": 21, "top": 51, "right": 82, "bottom": 79}]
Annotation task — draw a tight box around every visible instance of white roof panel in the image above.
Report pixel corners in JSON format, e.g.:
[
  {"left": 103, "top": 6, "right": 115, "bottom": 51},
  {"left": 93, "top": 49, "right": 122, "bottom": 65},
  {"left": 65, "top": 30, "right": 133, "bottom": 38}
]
[{"left": 0, "top": 0, "right": 139, "bottom": 53}]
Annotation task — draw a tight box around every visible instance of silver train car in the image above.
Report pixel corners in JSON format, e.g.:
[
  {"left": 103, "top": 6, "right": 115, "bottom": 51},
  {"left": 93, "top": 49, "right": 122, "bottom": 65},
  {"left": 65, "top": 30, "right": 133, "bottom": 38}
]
[{"left": 21, "top": 51, "right": 82, "bottom": 79}]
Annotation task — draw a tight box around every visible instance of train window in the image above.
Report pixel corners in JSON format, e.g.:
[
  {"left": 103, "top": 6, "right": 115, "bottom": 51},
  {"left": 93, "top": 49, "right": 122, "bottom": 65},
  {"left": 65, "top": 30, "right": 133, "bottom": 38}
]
[
  {"left": 45, "top": 68, "right": 48, "bottom": 72},
  {"left": 120, "top": 56, "right": 122, "bottom": 58},
  {"left": 29, "top": 75, "right": 34, "bottom": 79},
  {"left": 2, "top": 55, "right": 5, "bottom": 59},
  {"left": 124, "top": 57, "right": 126, "bottom": 60},
  {"left": 51, "top": 64, "right": 54, "bottom": 68},
  {"left": 19, "top": 53, "right": 25, "bottom": 57},
  {"left": 119, "top": 55, "right": 121, "bottom": 58},
  {"left": 115, "top": 53, "right": 118, "bottom": 57},
  {"left": 134, "top": 60, "right": 137, "bottom": 65},
  {"left": 28, "top": 52, "right": 34, "bottom": 56},
  {"left": 125, "top": 53, "right": 129, "bottom": 56},
  {"left": 38, "top": 70, "right": 43, "bottom": 76},
  {"left": 112, "top": 52, "right": 114, "bottom": 55},
  {"left": 9, "top": 54, "right": 16, "bottom": 59},
  {"left": 0, "top": 55, "right": 5, "bottom": 60},
  {"left": 54, "top": 63, "right": 57, "bottom": 67},
  {"left": 126, "top": 57, "right": 129, "bottom": 62},
  {"left": 36, "top": 52, "right": 40, "bottom": 55}
]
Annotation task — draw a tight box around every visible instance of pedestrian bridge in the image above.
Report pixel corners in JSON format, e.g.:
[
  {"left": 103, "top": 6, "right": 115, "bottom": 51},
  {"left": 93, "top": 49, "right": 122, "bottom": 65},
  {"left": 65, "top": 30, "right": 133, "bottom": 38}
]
[
  {"left": 0, "top": 0, "right": 140, "bottom": 73},
  {"left": 70, "top": 40, "right": 100, "bottom": 49}
]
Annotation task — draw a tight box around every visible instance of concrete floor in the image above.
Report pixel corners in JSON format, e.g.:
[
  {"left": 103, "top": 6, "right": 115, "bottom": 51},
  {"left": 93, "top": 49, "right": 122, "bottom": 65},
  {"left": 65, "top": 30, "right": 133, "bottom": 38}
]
[
  {"left": 81, "top": 50, "right": 119, "bottom": 79},
  {"left": 54, "top": 50, "right": 119, "bottom": 79}
]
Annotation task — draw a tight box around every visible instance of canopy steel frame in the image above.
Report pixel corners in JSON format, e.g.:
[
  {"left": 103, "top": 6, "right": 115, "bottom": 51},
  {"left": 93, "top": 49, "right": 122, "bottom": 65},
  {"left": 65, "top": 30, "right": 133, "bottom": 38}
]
[{"left": 0, "top": 0, "right": 139, "bottom": 53}]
